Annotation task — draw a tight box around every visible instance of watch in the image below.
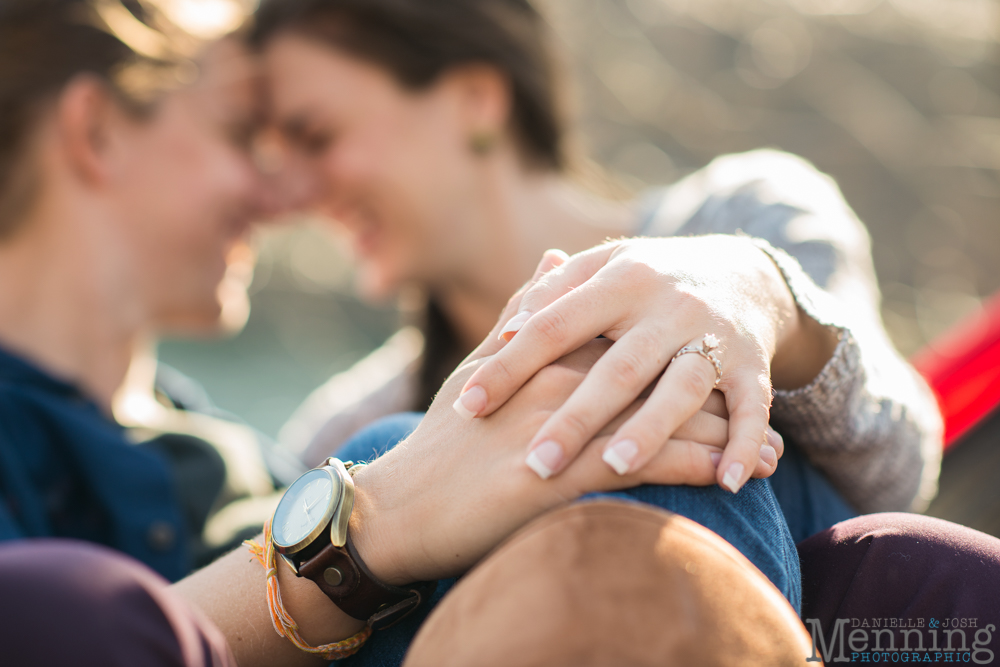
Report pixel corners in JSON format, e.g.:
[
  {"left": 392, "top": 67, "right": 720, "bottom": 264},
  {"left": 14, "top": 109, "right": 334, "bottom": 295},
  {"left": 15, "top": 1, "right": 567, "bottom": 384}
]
[{"left": 270, "top": 457, "right": 436, "bottom": 630}]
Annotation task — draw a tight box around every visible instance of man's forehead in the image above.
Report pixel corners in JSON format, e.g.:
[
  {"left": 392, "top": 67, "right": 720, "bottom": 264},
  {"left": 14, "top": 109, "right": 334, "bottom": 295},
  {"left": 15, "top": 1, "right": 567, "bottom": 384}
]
[{"left": 195, "top": 40, "right": 262, "bottom": 91}]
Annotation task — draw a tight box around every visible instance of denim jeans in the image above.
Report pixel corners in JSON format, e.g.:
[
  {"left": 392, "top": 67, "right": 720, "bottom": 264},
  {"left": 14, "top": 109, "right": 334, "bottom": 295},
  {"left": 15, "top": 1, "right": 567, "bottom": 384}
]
[{"left": 332, "top": 412, "right": 856, "bottom": 666}]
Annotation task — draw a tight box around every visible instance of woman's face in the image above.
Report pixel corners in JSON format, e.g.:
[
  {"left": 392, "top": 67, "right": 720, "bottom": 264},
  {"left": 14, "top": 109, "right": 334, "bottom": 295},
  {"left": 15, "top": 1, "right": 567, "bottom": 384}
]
[
  {"left": 263, "top": 34, "right": 491, "bottom": 300},
  {"left": 106, "top": 39, "right": 268, "bottom": 333}
]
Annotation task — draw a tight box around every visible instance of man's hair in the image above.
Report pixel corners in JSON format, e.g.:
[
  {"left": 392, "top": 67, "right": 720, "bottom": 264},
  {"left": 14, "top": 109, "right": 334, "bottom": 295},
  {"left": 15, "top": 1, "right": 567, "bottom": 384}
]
[{"left": 0, "top": 0, "right": 195, "bottom": 238}]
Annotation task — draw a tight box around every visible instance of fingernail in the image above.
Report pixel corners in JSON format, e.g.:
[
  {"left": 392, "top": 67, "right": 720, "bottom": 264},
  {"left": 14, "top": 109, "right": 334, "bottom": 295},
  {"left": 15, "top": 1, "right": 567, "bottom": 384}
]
[
  {"left": 722, "top": 462, "right": 746, "bottom": 494},
  {"left": 452, "top": 386, "right": 487, "bottom": 420},
  {"left": 710, "top": 451, "right": 722, "bottom": 467},
  {"left": 765, "top": 426, "right": 783, "bottom": 450},
  {"left": 602, "top": 440, "right": 638, "bottom": 476},
  {"left": 759, "top": 444, "right": 778, "bottom": 468},
  {"left": 499, "top": 311, "right": 531, "bottom": 342},
  {"left": 525, "top": 440, "right": 563, "bottom": 480}
]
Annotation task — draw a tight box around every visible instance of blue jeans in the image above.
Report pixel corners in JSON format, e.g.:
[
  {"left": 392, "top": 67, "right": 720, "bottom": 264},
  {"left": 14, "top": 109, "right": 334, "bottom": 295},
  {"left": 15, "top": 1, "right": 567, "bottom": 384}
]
[{"left": 333, "top": 413, "right": 856, "bottom": 666}]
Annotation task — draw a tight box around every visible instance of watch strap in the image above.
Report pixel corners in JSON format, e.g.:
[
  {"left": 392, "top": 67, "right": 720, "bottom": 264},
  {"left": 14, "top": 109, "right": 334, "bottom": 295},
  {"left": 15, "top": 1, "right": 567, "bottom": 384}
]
[{"left": 298, "top": 533, "right": 436, "bottom": 630}]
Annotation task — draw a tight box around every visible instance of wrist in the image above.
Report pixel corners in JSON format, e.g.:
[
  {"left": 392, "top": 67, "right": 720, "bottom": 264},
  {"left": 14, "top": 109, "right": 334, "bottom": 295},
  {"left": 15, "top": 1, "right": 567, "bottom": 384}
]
[
  {"left": 347, "top": 464, "right": 414, "bottom": 587},
  {"left": 759, "top": 249, "right": 838, "bottom": 390}
]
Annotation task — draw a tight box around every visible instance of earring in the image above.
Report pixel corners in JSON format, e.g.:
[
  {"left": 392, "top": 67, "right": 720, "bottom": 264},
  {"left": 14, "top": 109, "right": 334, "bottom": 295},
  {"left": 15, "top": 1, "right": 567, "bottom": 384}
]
[{"left": 469, "top": 130, "right": 498, "bottom": 156}]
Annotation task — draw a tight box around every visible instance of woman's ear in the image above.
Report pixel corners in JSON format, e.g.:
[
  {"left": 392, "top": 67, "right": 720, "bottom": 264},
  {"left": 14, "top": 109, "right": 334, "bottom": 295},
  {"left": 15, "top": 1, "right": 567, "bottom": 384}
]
[
  {"left": 445, "top": 64, "right": 513, "bottom": 147},
  {"left": 55, "top": 75, "right": 123, "bottom": 188}
]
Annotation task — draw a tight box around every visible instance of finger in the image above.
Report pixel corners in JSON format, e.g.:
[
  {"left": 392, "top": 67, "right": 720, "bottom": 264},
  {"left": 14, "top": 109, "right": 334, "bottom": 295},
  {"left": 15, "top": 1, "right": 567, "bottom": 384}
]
[
  {"left": 672, "top": 409, "right": 729, "bottom": 448},
  {"left": 638, "top": 441, "right": 724, "bottom": 486},
  {"left": 751, "top": 427, "right": 784, "bottom": 479},
  {"left": 467, "top": 250, "right": 570, "bottom": 363},
  {"left": 522, "top": 327, "right": 679, "bottom": 477},
  {"left": 460, "top": 269, "right": 630, "bottom": 420},
  {"left": 530, "top": 248, "right": 570, "bottom": 285},
  {"left": 717, "top": 372, "right": 773, "bottom": 493},
  {"left": 594, "top": 339, "right": 718, "bottom": 477},
  {"left": 557, "top": 437, "right": 725, "bottom": 497},
  {"left": 701, "top": 389, "right": 728, "bottom": 419},
  {"left": 497, "top": 242, "right": 620, "bottom": 342}
]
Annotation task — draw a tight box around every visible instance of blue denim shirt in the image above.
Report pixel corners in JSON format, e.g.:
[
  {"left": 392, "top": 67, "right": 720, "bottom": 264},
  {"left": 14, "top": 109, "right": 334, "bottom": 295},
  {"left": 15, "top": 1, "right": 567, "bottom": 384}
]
[{"left": 0, "top": 345, "right": 189, "bottom": 581}]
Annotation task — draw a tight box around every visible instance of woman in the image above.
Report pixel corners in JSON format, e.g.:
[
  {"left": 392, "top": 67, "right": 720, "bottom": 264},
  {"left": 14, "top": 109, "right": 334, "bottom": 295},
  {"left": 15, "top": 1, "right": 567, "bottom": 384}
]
[{"left": 257, "top": 0, "right": 941, "bottom": 535}]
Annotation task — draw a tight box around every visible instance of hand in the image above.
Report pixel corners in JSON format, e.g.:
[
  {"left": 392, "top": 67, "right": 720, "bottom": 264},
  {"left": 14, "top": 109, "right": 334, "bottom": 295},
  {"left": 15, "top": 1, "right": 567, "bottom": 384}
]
[
  {"left": 454, "top": 236, "right": 829, "bottom": 494},
  {"left": 350, "top": 253, "right": 745, "bottom": 586}
]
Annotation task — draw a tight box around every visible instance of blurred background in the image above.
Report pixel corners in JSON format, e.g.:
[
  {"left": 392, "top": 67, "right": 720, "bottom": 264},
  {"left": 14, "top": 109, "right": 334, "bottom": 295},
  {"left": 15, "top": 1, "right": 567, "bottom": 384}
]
[{"left": 158, "top": 0, "right": 1000, "bottom": 440}]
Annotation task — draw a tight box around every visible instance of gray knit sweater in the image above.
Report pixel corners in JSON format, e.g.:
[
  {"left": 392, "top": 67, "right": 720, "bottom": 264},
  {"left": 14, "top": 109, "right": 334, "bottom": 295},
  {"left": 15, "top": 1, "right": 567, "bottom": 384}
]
[
  {"left": 282, "top": 149, "right": 943, "bottom": 514},
  {"left": 639, "top": 149, "right": 942, "bottom": 513}
]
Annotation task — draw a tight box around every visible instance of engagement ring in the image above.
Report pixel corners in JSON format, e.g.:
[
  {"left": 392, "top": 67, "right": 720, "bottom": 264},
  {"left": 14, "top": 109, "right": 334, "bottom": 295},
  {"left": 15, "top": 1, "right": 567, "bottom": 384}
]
[{"left": 672, "top": 334, "right": 723, "bottom": 387}]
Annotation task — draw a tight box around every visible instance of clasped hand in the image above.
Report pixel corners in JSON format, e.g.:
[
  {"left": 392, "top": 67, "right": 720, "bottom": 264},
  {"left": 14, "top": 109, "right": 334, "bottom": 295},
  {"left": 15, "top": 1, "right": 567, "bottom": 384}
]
[
  {"left": 352, "top": 237, "right": 806, "bottom": 585},
  {"left": 457, "top": 235, "right": 805, "bottom": 493}
]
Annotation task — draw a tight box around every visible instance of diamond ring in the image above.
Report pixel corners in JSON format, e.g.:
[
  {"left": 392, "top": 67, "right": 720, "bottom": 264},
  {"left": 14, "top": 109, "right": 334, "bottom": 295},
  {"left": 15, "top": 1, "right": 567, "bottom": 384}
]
[{"left": 672, "top": 334, "right": 723, "bottom": 387}]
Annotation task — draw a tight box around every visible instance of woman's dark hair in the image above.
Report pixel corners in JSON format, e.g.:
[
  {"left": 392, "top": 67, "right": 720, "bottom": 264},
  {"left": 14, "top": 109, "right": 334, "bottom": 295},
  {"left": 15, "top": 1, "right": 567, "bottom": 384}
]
[
  {"left": 0, "top": 0, "right": 192, "bottom": 239},
  {"left": 251, "top": 0, "right": 567, "bottom": 171}
]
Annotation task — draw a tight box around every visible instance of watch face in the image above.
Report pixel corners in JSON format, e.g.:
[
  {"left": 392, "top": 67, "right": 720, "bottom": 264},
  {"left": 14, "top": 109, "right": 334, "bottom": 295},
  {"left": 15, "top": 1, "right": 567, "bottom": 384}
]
[{"left": 272, "top": 468, "right": 340, "bottom": 551}]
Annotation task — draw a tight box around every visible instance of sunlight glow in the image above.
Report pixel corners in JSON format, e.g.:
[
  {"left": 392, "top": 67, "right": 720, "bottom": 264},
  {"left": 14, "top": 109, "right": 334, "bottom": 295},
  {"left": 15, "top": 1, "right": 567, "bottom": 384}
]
[{"left": 152, "top": 0, "right": 255, "bottom": 39}]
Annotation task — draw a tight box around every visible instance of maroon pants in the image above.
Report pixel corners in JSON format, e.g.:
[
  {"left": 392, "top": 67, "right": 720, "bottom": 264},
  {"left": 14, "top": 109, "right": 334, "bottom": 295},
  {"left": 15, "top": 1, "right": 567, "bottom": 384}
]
[
  {"left": 3, "top": 515, "right": 999, "bottom": 666},
  {"left": 799, "top": 513, "right": 1000, "bottom": 663},
  {"left": 0, "top": 540, "right": 233, "bottom": 667}
]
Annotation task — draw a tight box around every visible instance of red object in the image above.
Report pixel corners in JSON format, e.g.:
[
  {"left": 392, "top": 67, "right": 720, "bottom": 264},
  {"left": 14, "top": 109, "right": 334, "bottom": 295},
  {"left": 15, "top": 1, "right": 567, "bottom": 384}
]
[{"left": 911, "top": 291, "right": 1000, "bottom": 450}]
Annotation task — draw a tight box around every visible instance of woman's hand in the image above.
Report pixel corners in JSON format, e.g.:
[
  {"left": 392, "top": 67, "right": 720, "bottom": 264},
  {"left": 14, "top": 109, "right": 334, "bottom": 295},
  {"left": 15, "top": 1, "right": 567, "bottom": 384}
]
[
  {"left": 453, "top": 236, "right": 835, "bottom": 495},
  {"left": 349, "top": 254, "right": 760, "bottom": 586}
]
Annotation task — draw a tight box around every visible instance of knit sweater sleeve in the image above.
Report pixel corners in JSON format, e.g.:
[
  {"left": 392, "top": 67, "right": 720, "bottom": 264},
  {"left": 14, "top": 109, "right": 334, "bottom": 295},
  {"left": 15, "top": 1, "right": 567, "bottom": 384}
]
[{"left": 641, "top": 149, "right": 942, "bottom": 513}]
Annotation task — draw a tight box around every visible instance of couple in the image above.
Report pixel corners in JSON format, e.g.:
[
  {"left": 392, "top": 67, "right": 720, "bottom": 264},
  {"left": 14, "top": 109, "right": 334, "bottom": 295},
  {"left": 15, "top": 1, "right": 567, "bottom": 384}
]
[{"left": 0, "top": 0, "right": 944, "bottom": 664}]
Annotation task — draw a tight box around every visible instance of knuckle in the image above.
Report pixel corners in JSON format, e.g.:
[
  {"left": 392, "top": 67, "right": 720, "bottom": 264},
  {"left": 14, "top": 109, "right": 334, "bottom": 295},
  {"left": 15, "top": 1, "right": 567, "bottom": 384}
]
[
  {"left": 676, "top": 363, "right": 712, "bottom": 399},
  {"left": 486, "top": 355, "right": 518, "bottom": 389},
  {"left": 558, "top": 409, "right": 594, "bottom": 442},
  {"left": 675, "top": 441, "right": 715, "bottom": 484},
  {"left": 523, "top": 278, "right": 561, "bottom": 306},
  {"left": 679, "top": 443, "right": 703, "bottom": 477},
  {"left": 730, "top": 398, "right": 771, "bottom": 424},
  {"left": 529, "top": 307, "right": 570, "bottom": 347},
  {"left": 730, "top": 433, "right": 764, "bottom": 458},
  {"left": 619, "top": 258, "right": 657, "bottom": 285},
  {"left": 609, "top": 351, "right": 647, "bottom": 389}
]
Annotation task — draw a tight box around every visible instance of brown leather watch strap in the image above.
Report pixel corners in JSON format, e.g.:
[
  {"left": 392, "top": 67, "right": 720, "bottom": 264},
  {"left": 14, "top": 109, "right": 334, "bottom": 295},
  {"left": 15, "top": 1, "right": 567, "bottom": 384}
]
[{"left": 298, "top": 533, "right": 436, "bottom": 630}]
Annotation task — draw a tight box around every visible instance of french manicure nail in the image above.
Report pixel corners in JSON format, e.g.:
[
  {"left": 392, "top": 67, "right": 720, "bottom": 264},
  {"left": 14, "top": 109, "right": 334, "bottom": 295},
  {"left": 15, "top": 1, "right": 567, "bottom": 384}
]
[
  {"left": 722, "top": 462, "right": 746, "bottom": 494},
  {"left": 759, "top": 444, "right": 778, "bottom": 468},
  {"left": 765, "top": 426, "right": 783, "bottom": 450},
  {"left": 499, "top": 311, "right": 532, "bottom": 342},
  {"left": 525, "top": 440, "right": 563, "bottom": 480},
  {"left": 602, "top": 440, "right": 638, "bottom": 476},
  {"left": 710, "top": 451, "right": 722, "bottom": 467},
  {"left": 452, "top": 386, "right": 487, "bottom": 420}
]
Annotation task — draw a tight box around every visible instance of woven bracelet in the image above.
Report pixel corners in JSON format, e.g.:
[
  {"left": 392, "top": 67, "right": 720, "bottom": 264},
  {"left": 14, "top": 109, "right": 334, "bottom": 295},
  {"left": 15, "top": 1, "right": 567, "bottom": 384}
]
[{"left": 244, "top": 521, "right": 372, "bottom": 661}]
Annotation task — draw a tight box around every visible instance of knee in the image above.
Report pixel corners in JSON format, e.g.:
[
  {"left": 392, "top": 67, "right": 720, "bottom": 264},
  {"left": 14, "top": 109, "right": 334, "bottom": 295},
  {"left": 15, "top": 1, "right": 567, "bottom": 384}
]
[
  {"left": 800, "top": 513, "right": 1000, "bottom": 625},
  {"left": 405, "top": 500, "right": 812, "bottom": 667}
]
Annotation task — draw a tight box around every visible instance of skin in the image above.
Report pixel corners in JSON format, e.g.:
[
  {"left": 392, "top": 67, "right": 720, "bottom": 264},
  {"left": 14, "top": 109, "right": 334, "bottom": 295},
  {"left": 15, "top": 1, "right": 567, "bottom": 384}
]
[
  {"left": 0, "top": 31, "right": 756, "bottom": 665},
  {"left": 261, "top": 32, "right": 833, "bottom": 488},
  {"left": 0, "top": 39, "right": 269, "bottom": 413},
  {"left": 464, "top": 235, "right": 838, "bottom": 491},
  {"left": 174, "top": 270, "right": 738, "bottom": 667},
  {"left": 263, "top": 35, "right": 634, "bottom": 348}
]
